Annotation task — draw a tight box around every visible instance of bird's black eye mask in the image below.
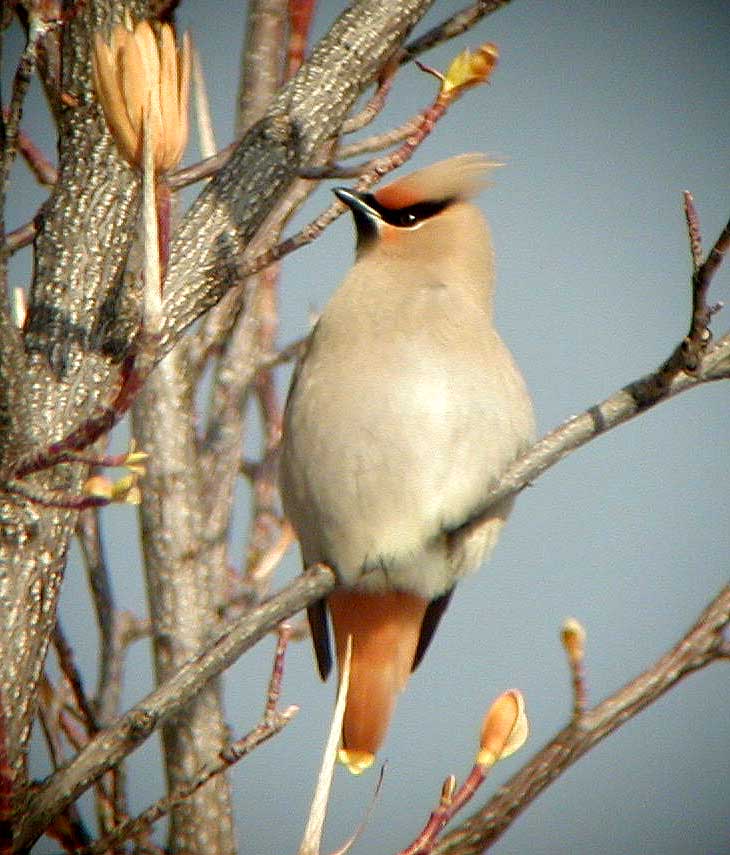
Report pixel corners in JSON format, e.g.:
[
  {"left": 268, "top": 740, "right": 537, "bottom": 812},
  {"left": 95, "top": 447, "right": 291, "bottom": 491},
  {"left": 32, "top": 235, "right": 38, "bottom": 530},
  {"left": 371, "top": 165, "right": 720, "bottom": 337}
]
[{"left": 361, "top": 194, "right": 453, "bottom": 228}]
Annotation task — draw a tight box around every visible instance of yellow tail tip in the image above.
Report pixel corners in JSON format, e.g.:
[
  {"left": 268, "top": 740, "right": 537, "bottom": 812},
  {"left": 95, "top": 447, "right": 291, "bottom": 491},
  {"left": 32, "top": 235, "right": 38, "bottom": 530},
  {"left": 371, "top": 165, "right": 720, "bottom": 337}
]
[{"left": 338, "top": 748, "right": 375, "bottom": 775}]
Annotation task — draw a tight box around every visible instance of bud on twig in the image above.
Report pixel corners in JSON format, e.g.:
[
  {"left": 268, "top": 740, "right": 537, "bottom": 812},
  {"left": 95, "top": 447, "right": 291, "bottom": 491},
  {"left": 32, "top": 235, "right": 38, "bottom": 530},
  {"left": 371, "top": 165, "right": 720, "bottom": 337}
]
[
  {"left": 477, "top": 689, "right": 528, "bottom": 768},
  {"left": 441, "top": 42, "right": 499, "bottom": 98},
  {"left": 561, "top": 617, "right": 586, "bottom": 666}
]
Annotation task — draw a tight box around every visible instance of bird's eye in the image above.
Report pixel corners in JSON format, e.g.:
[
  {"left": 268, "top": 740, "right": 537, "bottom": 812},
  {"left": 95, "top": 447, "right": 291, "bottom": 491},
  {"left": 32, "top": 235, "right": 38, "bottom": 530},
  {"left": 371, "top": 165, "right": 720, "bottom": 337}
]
[
  {"left": 382, "top": 199, "right": 452, "bottom": 228},
  {"left": 398, "top": 211, "right": 418, "bottom": 227}
]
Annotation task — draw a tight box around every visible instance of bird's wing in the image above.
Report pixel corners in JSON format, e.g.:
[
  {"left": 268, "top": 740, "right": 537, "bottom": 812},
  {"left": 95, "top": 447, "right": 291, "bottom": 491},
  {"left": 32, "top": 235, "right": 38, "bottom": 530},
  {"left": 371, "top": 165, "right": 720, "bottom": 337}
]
[
  {"left": 307, "top": 597, "right": 332, "bottom": 680},
  {"left": 411, "top": 588, "right": 453, "bottom": 671}
]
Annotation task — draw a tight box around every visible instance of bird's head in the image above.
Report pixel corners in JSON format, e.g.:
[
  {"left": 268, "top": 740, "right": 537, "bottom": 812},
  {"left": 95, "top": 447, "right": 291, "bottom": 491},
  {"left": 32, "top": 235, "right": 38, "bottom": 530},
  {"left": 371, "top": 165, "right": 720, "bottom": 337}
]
[{"left": 333, "top": 153, "right": 498, "bottom": 266}]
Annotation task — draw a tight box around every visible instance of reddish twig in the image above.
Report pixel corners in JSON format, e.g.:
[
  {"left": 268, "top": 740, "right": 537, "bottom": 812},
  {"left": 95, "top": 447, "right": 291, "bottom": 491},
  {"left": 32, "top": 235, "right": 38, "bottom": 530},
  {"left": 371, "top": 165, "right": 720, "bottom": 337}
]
[
  {"left": 399, "top": 766, "right": 490, "bottom": 855},
  {"left": 245, "top": 63, "right": 484, "bottom": 279},
  {"left": 561, "top": 619, "right": 588, "bottom": 721},
  {"left": 16, "top": 126, "right": 57, "bottom": 185},
  {"left": 244, "top": 266, "right": 284, "bottom": 593},
  {"left": 287, "top": 0, "right": 317, "bottom": 79},
  {"left": 255, "top": 333, "right": 309, "bottom": 371},
  {"left": 432, "top": 584, "right": 730, "bottom": 854},
  {"left": 264, "top": 624, "right": 292, "bottom": 715},
  {"left": 11, "top": 337, "right": 157, "bottom": 480},
  {"left": 243, "top": 518, "right": 295, "bottom": 605}
]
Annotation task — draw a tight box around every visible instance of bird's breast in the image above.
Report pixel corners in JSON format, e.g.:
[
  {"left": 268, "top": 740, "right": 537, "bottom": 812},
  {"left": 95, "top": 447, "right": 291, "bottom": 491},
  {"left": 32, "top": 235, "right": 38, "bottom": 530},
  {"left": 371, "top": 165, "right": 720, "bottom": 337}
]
[{"left": 280, "top": 287, "right": 534, "bottom": 596}]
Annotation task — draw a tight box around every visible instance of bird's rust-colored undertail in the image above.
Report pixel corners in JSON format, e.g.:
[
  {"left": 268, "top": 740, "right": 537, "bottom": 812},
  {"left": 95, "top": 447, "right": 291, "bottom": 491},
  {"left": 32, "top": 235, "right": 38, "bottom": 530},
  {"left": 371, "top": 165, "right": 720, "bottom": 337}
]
[{"left": 328, "top": 589, "right": 429, "bottom": 774}]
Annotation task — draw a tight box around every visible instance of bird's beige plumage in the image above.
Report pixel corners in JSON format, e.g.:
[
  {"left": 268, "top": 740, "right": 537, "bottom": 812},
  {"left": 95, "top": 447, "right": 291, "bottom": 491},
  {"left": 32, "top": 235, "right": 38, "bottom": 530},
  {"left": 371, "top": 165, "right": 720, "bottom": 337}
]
[{"left": 279, "top": 154, "right": 535, "bottom": 774}]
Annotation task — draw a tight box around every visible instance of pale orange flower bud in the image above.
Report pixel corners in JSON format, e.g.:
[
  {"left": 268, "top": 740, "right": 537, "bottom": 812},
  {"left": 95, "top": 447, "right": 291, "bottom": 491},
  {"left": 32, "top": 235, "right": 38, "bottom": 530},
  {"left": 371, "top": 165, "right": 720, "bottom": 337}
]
[
  {"left": 561, "top": 617, "right": 586, "bottom": 665},
  {"left": 110, "top": 474, "right": 142, "bottom": 505},
  {"left": 83, "top": 474, "right": 114, "bottom": 500},
  {"left": 92, "top": 20, "right": 191, "bottom": 174},
  {"left": 441, "top": 42, "right": 499, "bottom": 98},
  {"left": 123, "top": 441, "right": 149, "bottom": 476},
  {"left": 477, "top": 689, "right": 528, "bottom": 767},
  {"left": 83, "top": 473, "right": 141, "bottom": 505}
]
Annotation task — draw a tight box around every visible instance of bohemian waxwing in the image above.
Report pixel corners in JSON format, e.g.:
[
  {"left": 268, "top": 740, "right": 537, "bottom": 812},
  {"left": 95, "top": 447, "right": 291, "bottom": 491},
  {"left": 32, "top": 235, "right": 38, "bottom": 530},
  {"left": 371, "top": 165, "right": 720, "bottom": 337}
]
[{"left": 279, "top": 153, "right": 535, "bottom": 774}]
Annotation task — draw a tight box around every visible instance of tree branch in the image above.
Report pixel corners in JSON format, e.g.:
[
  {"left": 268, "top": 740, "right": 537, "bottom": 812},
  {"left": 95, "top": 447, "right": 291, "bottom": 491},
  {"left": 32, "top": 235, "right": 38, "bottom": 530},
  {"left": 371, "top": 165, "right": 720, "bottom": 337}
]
[
  {"left": 76, "top": 629, "right": 299, "bottom": 855},
  {"left": 16, "top": 563, "right": 336, "bottom": 852},
  {"left": 431, "top": 583, "right": 730, "bottom": 854},
  {"left": 453, "top": 330, "right": 730, "bottom": 543},
  {"left": 158, "top": 0, "right": 436, "bottom": 353},
  {"left": 400, "top": 1, "right": 512, "bottom": 64}
]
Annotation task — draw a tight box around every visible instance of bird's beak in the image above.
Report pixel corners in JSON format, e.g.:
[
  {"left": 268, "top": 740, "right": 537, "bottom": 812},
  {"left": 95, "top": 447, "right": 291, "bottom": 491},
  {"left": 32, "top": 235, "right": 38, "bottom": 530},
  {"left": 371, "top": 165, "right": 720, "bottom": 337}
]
[{"left": 333, "top": 187, "right": 382, "bottom": 247}]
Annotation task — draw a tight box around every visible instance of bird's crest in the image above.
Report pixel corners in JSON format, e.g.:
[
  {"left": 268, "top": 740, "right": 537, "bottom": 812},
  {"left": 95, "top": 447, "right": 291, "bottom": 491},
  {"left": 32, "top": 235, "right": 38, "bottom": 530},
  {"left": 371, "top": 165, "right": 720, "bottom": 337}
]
[{"left": 374, "top": 153, "right": 498, "bottom": 210}]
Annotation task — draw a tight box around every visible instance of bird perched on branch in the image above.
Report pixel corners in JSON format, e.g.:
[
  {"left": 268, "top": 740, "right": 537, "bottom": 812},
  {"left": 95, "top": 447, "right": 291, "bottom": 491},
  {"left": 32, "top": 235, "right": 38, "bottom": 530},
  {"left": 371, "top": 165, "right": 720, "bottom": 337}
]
[{"left": 280, "top": 154, "right": 535, "bottom": 774}]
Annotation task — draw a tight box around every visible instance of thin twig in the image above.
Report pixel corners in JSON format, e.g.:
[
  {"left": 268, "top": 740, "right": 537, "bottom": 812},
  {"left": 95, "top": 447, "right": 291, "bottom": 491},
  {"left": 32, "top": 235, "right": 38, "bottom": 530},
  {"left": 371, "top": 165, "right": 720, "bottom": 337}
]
[
  {"left": 457, "top": 202, "right": 730, "bottom": 541},
  {"left": 336, "top": 116, "right": 421, "bottom": 160},
  {"left": 14, "top": 124, "right": 58, "bottom": 185},
  {"left": 17, "top": 564, "right": 336, "bottom": 852},
  {"left": 4, "top": 219, "right": 37, "bottom": 253},
  {"left": 287, "top": 0, "right": 317, "bottom": 79},
  {"left": 400, "top": 764, "right": 490, "bottom": 855},
  {"left": 167, "top": 143, "right": 236, "bottom": 190},
  {"left": 1, "top": 17, "right": 42, "bottom": 187},
  {"left": 10, "top": 347, "right": 154, "bottom": 480},
  {"left": 51, "top": 623, "right": 99, "bottom": 734},
  {"left": 399, "top": 1, "right": 512, "bottom": 64},
  {"left": 256, "top": 333, "right": 309, "bottom": 371},
  {"left": 560, "top": 619, "right": 588, "bottom": 721},
  {"left": 683, "top": 191, "right": 703, "bottom": 272},
  {"left": 3, "top": 115, "right": 58, "bottom": 187},
  {"left": 244, "top": 264, "right": 285, "bottom": 594},
  {"left": 76, "top": 509, "right": 146, "bottom": 734},
  {"left": 239, "top": 70, "right": 468, "bottom": 280},
  {"left": 340, "top": 62, "right": 397, "bottom": 134},
  {"left": 244, "top": 518, "right": 296, "bottom": 600},
  {"left": 38, "top": 673, "right": 89, "bottom": 754},
  {"left": 432, "top": 583, "right": 730, "bottom": 854},
  {"left": 76, "top": 628, "right": 299, "bottom": 855}
]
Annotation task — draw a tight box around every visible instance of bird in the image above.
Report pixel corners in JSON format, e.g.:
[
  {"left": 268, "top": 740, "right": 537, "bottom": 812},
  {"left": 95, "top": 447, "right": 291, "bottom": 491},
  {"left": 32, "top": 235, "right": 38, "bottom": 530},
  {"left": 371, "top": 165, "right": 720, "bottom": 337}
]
[{"left": 279, "top": 154, "right": 535, "bottom": 775}]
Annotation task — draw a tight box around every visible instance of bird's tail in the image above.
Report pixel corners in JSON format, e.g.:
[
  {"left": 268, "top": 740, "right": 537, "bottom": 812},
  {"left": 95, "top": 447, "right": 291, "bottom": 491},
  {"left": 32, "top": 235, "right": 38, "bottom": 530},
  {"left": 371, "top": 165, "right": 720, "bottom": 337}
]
[{"left": 328, "top": 589, "right": 429, "bottom": 774}]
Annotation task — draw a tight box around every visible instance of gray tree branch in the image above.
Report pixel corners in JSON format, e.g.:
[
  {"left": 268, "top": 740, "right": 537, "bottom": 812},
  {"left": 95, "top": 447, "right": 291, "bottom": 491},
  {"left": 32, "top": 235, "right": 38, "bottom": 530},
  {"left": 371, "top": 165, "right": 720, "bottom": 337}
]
[
  {"left": 431, "top": 583, "right": 730, "bottom": 854},
  {"left": 15, "top": 564, "right": 336, "bottom": 852}
]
